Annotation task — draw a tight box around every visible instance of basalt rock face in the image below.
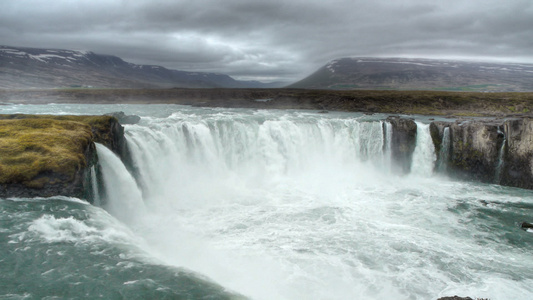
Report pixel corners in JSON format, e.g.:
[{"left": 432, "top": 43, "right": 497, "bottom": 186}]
[
  {"left": 449, "top": 120, "right": 503, "bottom": 182},
  {"left": 0, "top": 115, "right": 126, "bottom": 201},
  {"left": 386, "top": 116, "right": 418, "bottom": 174},
  {"left": 89, "top": 116, "right": 129, "bottom": 160},
  {"left": 429, "top": 121, "right": 448, "bottom": 166},
  {"left": 104, "top": 111, "right": 141, "bottom": 125},
  {"left": 429, "top": 118, "right": 533, "bottom": 189},
  {"left": 500, "top": 118, "right": 533, "bottom": 189},
  {"left": 429, "top": 120, "right": 504, "bottom": 182}
]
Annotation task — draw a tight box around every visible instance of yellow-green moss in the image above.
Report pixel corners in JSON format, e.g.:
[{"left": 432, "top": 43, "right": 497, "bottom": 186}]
[{"left": 0, "top": 117, "right": 99, "bottom": 187}]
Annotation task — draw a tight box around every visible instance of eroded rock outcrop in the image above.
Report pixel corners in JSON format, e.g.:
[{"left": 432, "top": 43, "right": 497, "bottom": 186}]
[
  {"left": 104, "top": 111, "right": 141, "bottom": 125},
  {"left": 433, "top": 120, "right": 503, "bottom": 182},
  {"left": 500, "top": 118, "right": 533, "bottom": 189},
  {"left": 0, "top": 114, "right": 126, "bottom": 201},
  {"left": 386, "top": 116, "right": 418, "bottom": 174},
  {"left": 429, "top": 118, "right": 533, "bottom": 189}
]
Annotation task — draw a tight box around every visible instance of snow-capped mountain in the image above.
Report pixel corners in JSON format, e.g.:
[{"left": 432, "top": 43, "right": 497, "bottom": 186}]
[
  {"left": 290, "top": 57, "right": 533, "bottom": 91},
  {"left": 0, "top": 46, "right": 278, "bottom": 89}
]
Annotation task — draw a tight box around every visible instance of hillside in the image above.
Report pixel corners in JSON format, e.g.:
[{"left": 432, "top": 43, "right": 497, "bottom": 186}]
[
  {"left": 289, "top": 57, "right": 533, "bottom": 92},
  {"left": 0, "top": 46, "right": 281, "bottom": 89}
]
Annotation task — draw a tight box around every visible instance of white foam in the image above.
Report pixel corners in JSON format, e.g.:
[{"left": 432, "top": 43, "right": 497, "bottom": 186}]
[
  {"left": 121, "top": 109, "right": 533, "bottom": 299},
  {"left": 5, "top": 196, "right": 89, "bottom": 205},
  {"left": 28, "top": 215, "right": 99, "bottom": 243},
  {"left": 95, "top": 143, "right": 145, "bottom": 223},
  {"left": 411, "top": 122, "right": 436, "bottom": 176}
]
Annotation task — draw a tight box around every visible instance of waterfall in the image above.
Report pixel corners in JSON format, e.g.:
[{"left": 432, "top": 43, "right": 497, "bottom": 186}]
[
  {"left": 436, "top": 127, "right": 451, "bottom": 173},
  {"left": 124, "top": 113, "right": 393, "bottom": 206},
  {"left": 495, "top": 126, "right": 506, "bottom": 183},
  {"left": 382, "top": 121, "right": 393, "bottom": 172},
  {"left": 90, "top": 166, "right": 101, "bottom": 207},
  {"left": 95, "top": 143, "right": 144, "bottom": 222},
  {"left": 411, "top": 122, "right": 436, "bottom": 176}
]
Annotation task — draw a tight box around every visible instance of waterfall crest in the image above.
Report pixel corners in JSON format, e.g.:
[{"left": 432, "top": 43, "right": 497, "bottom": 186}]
[
  {"left": 411, "top": 122, "right": 436, "bottom": 176},
  {"left": 123, "top": 113, "right": 401, "bottom": 206},
  {"left": 495, "top": 126, "right": 506, "bottom": 183},
  {"left": 437, "top": 127, "right": 451, "bottom": 173}
]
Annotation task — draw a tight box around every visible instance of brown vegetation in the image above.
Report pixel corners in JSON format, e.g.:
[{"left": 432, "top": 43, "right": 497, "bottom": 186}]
[
  {"left": 2, "top": 88, "right": 533, "bottom": 117},
  {"left": 0, "top": 115, "right": 116, "bottom": 189},
  {"left": 0, "top": 118, "right": 93, "bottom": 187}
]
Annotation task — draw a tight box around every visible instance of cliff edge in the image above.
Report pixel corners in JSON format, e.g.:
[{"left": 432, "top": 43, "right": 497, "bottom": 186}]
[{"left": 0, "top": 115, "right": 124, "bottom": 200}]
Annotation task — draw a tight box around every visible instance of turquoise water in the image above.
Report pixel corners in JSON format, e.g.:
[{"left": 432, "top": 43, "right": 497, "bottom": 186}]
[
  {"left": 1, "top": 104, "right": 533, "bottom": 300},
  {"left": 0, "top": 196, "right": 243, "bottom": 299}
]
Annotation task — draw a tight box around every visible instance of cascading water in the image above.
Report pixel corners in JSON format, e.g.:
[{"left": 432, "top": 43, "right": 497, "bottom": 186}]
[
  {"left": 382, "top": 121, "right": 393, "bottom": 172},
  {"left": 125, "top": 112, "right": 392, "bottom": 209},
  {"left": 436, "top": 127, "right": 451, "bottom": 173},
  {"left": 95, "top": 143, "right": 145, "bottom": 223},
  {"left": 495, "top": 126, "right": 506, "bottom": 183},
  {"left": 411, "top": 122, "right": 436, "bottom": 176},
  {"left": 90, "top": 166, "right": 101, "bottom": 207},
  {"left": 2, "top": 104, "right": 533, "bottom": 300},
  {"left": 118, "top": 109, "right": 533, "bottom": 300}
]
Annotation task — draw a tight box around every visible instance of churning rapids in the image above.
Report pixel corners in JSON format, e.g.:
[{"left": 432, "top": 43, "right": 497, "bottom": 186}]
[{"left": 1, "top": 104, "right": 533, "bottom": 300}]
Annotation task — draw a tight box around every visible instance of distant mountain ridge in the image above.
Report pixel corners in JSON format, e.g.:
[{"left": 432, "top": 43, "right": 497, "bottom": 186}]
[
  {"left": 289, "top": 57, "right": 533, "bottom": 92},
  {"left": 0, "top": 46, "right": 282, "bottom": 89}
]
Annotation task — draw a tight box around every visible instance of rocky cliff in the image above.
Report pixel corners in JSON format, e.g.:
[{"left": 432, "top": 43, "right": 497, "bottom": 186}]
[
  {"left": 387, "top": 116, "right": 418, "bottom": 174},
  {"left": 386, "top": 116, "right": 533, "bottom": 190},
  {"left": 428, "top": 118, "right": 533, "bottom": 189},
  {"left": 0, "top": 115, "right": 125, "bottom": 201},
  {"left": 501, "top": 118, "right": 533, "bottom": 189}
]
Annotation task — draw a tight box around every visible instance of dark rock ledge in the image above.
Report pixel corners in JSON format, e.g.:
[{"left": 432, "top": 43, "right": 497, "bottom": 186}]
[
  {"left": 0, "top": 114, "right": 125, "bottom": 201},
  {"left": 386, "top": 116, "right": 418, "bottom": 174},
  {"left": 382, "top": 116, "right": 533, "bottom": 190},
  {"left": 437, "top": 297, "right": 489, "bottom": 300},
  {"left": 428, "top": 117, "right": 533, "bottom": 189}
]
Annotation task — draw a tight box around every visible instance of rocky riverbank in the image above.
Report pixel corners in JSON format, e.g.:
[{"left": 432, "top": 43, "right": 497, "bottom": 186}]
[{"left": 0, "top": 114, "right": 126, "bottom": 200}]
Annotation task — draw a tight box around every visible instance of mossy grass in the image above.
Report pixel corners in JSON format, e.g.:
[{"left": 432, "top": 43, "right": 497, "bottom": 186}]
[{"left": 0, "top": 115, "right": 111, "bottom": 187}]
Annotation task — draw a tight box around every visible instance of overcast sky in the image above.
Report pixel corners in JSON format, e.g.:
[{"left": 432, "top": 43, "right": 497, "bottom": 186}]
[{"left": 1, "top": 0, "right": 532, "bottom": 82}]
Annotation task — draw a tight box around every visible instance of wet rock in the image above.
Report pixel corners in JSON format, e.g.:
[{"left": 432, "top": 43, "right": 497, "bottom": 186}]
[
  {"left": 429, "top": 121, "right": 449, "bottom": 155},
  {"left": 500, "top": 118, "right": 533, "bottom": 189},
  {"left": 105, "top": 111, "right": 141, "bottom": 124},
  {"left": 520, "top": 222, "right": 533, "bottom": 230},
  {"left": 429, "top": 117, "right": 533, "bottom": 190},
  {"left": 386, "top": 116, "right": 417, "bottom": 174},
  {"left": 448, "top": 120, "right": 503, "bottom": 183},
  {"left": 429, "top": 120, "right": 504, "bottom": 182}
]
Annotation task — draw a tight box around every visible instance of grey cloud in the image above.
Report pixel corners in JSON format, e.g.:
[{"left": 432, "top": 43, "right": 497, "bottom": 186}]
[{"left": 1, "top": 0, "right": 532, "bottom": 82}]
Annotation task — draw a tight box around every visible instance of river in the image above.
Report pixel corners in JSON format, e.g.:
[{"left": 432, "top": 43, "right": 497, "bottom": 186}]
[{"left": 1, "top": 104, "right": 532, "bottom": 299}]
